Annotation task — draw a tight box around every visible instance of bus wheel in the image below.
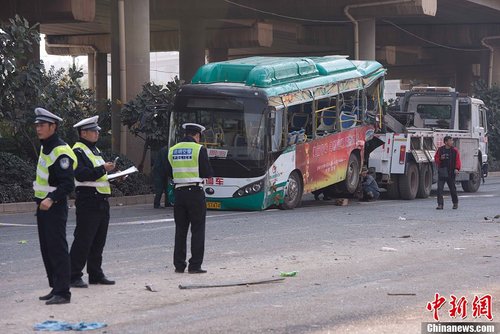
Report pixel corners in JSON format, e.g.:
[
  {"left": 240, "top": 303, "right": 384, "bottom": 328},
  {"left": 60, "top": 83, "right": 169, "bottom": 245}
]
[
  {"left": 462, "top": 159, "right": 481, "bottom": 193},
  {"left": 340, "top": 153, "right": 360, "bottom": 194},
  {"left": 399, "top": 161, "right": 419, "bottom": 200},
  {"left": 279, "top": 171, "right": 303, "bottom": 210},
  {"left": 385, "top": 176, "right": 400, "bottom": 199},
  {"left": 416, "top": 163, "right": 432, "bottom": 198}
]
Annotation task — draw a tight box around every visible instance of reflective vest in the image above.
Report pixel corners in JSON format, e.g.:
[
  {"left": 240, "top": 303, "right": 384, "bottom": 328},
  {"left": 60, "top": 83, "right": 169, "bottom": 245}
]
[
  {"left": 33, "top": 144, "right": 77, "bottom": 199},
  {"left": 72, "top": 142, "right": 111, "bottom": 195},
  {"left": 168, "top": 142, "right": 203, "bottom": 183}
]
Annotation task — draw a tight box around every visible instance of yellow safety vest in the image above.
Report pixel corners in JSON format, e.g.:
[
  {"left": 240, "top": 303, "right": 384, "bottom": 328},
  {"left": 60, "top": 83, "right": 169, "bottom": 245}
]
[
  {"left": 72, "top": 142, "right": 111, "bottom": 195},
  {"left": 33, "top": 144, "right": 77, "bottom": 199},
  {"left": 168, "top": 142, "right": 203, "bottom": 184}
]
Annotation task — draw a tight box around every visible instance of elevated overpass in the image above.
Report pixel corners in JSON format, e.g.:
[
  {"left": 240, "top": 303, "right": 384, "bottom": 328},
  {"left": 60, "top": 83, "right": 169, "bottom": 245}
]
[{"left": 2, "top": 0, "right": 500, "bottom": 167}]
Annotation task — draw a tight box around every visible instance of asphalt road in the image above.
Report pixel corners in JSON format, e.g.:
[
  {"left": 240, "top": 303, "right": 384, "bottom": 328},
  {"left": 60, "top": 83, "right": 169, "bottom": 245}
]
[{"left": 1, "top": 177, "right": 499, "bottom": 333}]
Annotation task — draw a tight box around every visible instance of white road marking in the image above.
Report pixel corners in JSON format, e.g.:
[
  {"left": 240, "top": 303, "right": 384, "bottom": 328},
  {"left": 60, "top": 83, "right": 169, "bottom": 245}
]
[{"left": 0, "top": 211, "right": 259, "bottom": 228}]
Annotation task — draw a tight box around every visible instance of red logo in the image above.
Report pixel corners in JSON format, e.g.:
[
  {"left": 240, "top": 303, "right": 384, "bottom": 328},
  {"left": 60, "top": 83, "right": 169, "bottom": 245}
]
[{"left": 426, "top": 293, "right": 493, "bottom": 321}]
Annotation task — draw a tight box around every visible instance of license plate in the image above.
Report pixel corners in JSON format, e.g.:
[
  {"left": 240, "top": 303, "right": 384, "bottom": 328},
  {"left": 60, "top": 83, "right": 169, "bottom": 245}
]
[{"left": 206, "top": 201, "right": 221, "bottom": 209}]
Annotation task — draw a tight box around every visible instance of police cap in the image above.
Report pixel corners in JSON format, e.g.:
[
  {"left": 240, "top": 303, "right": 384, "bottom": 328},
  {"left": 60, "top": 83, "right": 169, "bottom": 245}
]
[
  {"left": 34, "top": 107, "right": 63, "bottom": 124},
  {"left": 182, "top": 123, "right": 206, "bottom": 134},
  {"left": 73, "top": 116, "right": 102, "bottom": 131}
]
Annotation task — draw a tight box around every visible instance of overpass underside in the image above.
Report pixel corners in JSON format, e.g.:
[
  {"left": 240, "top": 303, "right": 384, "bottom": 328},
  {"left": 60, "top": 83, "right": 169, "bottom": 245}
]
[{"left": 2, "top": 0, "right": 500, "bottom": 168}]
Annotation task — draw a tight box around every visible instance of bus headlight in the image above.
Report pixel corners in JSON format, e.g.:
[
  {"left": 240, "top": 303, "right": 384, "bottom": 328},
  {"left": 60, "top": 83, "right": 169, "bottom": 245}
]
[{"left": 233, "top": 179, "right": 265, "bottom": 198}]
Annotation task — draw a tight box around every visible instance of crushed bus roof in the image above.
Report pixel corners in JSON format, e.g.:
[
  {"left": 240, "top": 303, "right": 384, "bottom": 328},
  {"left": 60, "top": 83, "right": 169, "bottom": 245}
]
[{"left": 191, "top": 56, "right": 385, "bottom": 96}]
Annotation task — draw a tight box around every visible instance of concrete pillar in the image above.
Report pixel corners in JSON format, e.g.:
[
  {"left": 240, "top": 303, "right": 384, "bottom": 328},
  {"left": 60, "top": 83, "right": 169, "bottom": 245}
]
[
  {"left": 95, "top": 52, "right": 108, "bottom": 111},
  {"left": 455, "top": 62, "right": 473, "bottom": 95},
  {"left": 88, "top": 53, "right": 95, "bottom": 89},
  {"left": 111, "top": 0, "right": 121, "bottom": 153},
  {"left": 358, "top": 18, "right": 376, "bottom": 60},
  {"left": 179, "top": 18, "right": 206, "bottom": 82},
  {"left": 111, "top": 0, "right": 151, "bottom": 172},
  {"left": 208, "top": 48, "right": 228, "bottom": 63},
  {"left": 490, "top": 47, "right": 500, "bottom": 87}
]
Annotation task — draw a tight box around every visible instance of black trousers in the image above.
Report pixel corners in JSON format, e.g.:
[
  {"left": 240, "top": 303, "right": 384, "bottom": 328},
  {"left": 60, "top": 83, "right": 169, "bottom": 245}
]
[
  {"left": 36, "top": 200, "right": 71, "bottom": 299},
  {"left": 437, "top": 176, "right": 458, "bottom": 206},
  {"left": 70, "top": 198, "right": 110, "bottom": 281},
  {"left": 173, "top": 187, "right": 206, "bottom": 270}
]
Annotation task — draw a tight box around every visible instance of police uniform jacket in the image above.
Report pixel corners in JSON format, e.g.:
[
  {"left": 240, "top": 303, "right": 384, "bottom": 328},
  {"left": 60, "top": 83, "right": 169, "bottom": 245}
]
[
  {"left": 36, "top": 133, "right": 75, "bottom": 203},
  {"left": 166, "top": 137, "right": 214, "bottom": 180},
  {"left": 73, "top": 138, "right": 109, "bottom": 200}
]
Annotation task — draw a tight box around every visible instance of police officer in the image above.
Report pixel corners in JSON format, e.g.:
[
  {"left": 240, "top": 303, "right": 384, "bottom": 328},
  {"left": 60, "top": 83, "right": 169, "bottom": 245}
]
[
  {"left": 33, "top": 107, "right": 76, "bottom": 305},
  {"left": 69, "top": 116, "right": 116, "bottom": 288},
  {"left": 167, "top": 123, "right": 213, "bottom": 274}
]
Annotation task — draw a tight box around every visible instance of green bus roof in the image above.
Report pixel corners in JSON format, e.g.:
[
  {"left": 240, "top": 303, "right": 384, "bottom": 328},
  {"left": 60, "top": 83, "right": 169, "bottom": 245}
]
[{"left": 191, "top": 56, "right": 385, "bottom": 96}]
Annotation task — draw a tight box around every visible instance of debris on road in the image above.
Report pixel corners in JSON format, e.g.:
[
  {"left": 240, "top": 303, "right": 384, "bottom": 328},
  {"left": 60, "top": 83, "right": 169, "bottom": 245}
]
[
  {"left": 280, "top": 271, "right": 298, "bottom": 277},
  {"left": 33, "top": 320, "right": 107, "bottom": 331},
  {"left": 380, "top": 247, "right": 397, "bottom": 252},
  {"left": 398, "top": 235, "right": 411, "bottom": 238},
  {"left": 398, "top": 216, "right": 407, "bottom": 221},
  {"left": 179, "top": 278, "right": 285, "bottom": 290},
  {"left": 145, "top": 284, "right": 157, "bottom": 292},
  {"left": 335, "top": 198, "right": 349, "bottom": 206},
  {"left": 18, "top": 240, "right": 27, "bottom": 244}
]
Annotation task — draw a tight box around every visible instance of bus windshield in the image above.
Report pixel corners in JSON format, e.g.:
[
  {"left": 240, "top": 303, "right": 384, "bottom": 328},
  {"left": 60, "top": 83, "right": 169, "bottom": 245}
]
[{"left": 170, "top": 96, "right": 268, "bottom": 176}]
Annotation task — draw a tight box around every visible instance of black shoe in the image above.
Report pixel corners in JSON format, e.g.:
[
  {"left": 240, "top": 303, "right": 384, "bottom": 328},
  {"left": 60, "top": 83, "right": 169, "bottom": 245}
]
[
  {"left": 174, "top": 268, "right": 185, "bottom": 273},
  {"left": 39, "top": 293, "right": 53, "bottom": 301},
  {"left": 453, "top": 203, "right": 458, "bottom": 209},
  {"left": 45, "top": 295, "right": 70, "bottom": 305},
  {"left": 436, "top": 205, "right": 443, "bottom": 210},
  {"left": 188, "top": 268, "right": 207, "bottom": 274},
  {"left": 89, "top": 276, "right": 115, "bottom": 285},
  {"left": 154, "top": 205, "right": 160, "bottom": 209},
  {"left": 70, "top": 278, "right": 88, "bottom": 288}
]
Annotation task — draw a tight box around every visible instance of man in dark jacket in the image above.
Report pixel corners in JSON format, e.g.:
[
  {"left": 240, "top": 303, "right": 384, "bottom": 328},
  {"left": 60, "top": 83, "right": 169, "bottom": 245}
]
[
  {"left": 153, "top": 146, "right": 170, "bottom": 208},
  {"left": 361, "top": 167, "right": 380, "bottom": 201},
  {"left": 434, "top": 136, "right": 461, "bottom": 210},
  {"left": 33, "top": 107, "right": 76, "bottom": 305}
]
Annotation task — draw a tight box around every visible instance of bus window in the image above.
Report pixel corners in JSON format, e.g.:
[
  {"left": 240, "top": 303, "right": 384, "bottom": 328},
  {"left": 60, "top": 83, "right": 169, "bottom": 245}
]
[
  {"left": 270, "top": 108, "right": 283, "bottom": 152},
  {"left": 316, "top": 97, "right": 337, "bottom": 134},
  {"left": 458, "top": 103, "right": 471, "bottom": 131}
]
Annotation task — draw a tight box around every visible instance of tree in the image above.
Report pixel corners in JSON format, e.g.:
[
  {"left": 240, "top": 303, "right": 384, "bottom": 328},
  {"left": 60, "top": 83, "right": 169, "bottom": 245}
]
[
  {"left": 472, "top": 81, "right": 500, "bottom": 165},
  {"left": 0, "top": 16, "right": 110, "bottom": 160},
  {"left": 121, "top": 79, "right": 181, "bottom": 171}
]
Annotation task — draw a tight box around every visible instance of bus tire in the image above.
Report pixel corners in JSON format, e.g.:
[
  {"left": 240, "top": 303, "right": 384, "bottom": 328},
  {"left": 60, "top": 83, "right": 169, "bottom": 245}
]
[
  {"left": 461, "top": 159, "right": 481, "bottom": 193},
  {"left": 416, "top": 163, "right": 432, "bottom": 198},
  {"left": 279, "top": 171, "right": 303, "bottom": 210},
  {"left": 385, "top": 176, "right": 400, "bottom": 199},
  {"left": 340, "top": 153, "right": 360, "bottom": 194},
  {"left": 399, "top": 161, "right": 419, "bottom": 200}
]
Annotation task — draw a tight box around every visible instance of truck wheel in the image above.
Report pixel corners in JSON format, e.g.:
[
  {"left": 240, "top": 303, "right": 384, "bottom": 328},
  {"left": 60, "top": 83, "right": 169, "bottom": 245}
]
[
  {"left": 461, "top": 160, "right": 481, "bottom": 193},
  {"left": 385, "top": 176, "right": 400, "bottom": 199},
  {"left": 399, "top": 161, "right": 419, "bottom": 200},
  {"left": 340, "top": 153, "right": 360, "bottom": 194},
  {"left": 416, "top": 163, "right": 432, "bottom": 198},
  {"left": 279, "top": 171, "right": 303, "bottom": 210}
]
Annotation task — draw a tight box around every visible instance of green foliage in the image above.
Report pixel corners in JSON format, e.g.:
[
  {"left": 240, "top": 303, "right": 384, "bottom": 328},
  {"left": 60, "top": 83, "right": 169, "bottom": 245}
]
[
  {"left": 0, "top": 152, "right": 36, "bottom": 203},
  {"left": 0, "top": 16, "right": 111, "bottom": 161},
  {"left": 120, "top": 79, "right": 181, "bottom": 169},
  {"left": 472, "top": 81, "right": 500, "bottom": 165}
]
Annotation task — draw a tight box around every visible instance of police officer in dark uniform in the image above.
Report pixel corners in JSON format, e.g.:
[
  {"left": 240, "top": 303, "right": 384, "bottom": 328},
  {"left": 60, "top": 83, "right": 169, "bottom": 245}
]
[
  {"left": 33, "top": 107, "right": 76, "bottom": 305},
  {"left": 167, "top": 123, "right": 213, "bottom": 274},
  {"left": 69, "top": 116, "right": 116, "bottom": 288}
]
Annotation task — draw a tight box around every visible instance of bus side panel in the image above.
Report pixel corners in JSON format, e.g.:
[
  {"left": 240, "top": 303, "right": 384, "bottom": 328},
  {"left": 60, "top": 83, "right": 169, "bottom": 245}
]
[
  {"left": 266, "top": 147, "right": 296, "bottom": 208},
  {"left": 295, "top": 125, "right": 371, "bottom": 194}
]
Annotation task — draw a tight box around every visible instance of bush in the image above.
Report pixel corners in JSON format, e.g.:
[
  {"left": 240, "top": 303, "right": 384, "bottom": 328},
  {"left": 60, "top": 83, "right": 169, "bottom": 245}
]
[
  {"left": 0, "top": 152, "right": 36, "bottom": 203},
  {"left": 101, "top": 151, "right": 152, "bottom": 197},
  {"left": 0, "top": 151, "right": 152, "bottom": 203}
]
